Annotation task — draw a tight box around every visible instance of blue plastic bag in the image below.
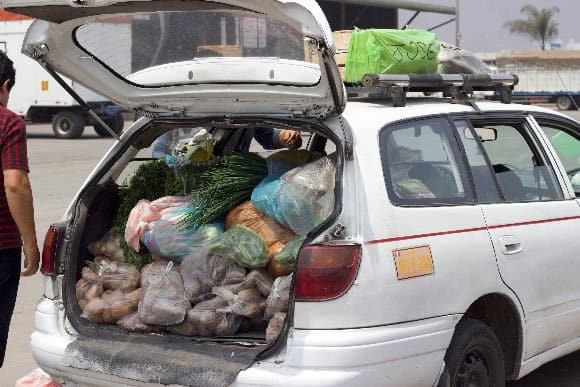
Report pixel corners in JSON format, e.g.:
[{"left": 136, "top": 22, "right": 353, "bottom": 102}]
[
  {"left": 251, "top": 159, "right": 294, "bottom": 226},
  {"left": 142, "top": 204, "right": 223, "bottom": 262}
]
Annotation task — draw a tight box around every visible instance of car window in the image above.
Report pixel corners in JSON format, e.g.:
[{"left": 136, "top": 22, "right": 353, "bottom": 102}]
[
  {"left": 537, "top": 121, "right": 580, "bottom": 196},
  {"left": 454, "top": 120, "right": 501, "bottom": 203},
  {"left": 471, "top": 122, "right": 562, "bottom": 203},
  {"left": 379, "top": 118, "right": 473, "bottom": 206}
]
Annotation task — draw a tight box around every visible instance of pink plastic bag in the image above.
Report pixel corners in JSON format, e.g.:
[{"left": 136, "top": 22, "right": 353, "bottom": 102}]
[
  {"left": 15, "top": 369, "right": 60, "bottom": 387},
  {"left": 125, "top": 196, "right": 191, "bottom": 251}
]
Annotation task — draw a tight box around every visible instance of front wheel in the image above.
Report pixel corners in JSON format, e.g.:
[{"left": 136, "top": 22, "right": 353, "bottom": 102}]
[{"left": 444, "top": 318, "right": 505, "bottom": 387}]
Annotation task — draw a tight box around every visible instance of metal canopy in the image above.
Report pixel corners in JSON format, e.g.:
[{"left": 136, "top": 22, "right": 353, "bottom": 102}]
[{"left": 323, "top": 0, "right": 456, "bottom": 15}]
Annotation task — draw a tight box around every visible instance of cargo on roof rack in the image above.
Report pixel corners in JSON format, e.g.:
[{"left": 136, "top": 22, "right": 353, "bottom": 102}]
[{"left": 345, "top": 73, "right": 519, "bottom": 107}]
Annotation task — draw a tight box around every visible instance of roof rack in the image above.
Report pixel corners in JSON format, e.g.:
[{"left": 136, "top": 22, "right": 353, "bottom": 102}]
[{"left": 345, "top": 73, "right": 519, "bottom": 107}]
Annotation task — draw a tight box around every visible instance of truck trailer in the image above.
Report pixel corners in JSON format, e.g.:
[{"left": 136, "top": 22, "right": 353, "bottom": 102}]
[
  {"left": 496, "top": 50, "right": 580, "bottom": 111},
  {"left": 1, "top": 10, "right": 126, "bottom": 138}
]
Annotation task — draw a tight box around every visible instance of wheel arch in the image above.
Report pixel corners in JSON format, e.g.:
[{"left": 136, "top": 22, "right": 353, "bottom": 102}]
[{"left": 461, "top": 293, "right": 524, "bottom": 381}]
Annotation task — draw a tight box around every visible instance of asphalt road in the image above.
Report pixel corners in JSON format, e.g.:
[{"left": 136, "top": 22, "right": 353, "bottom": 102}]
[{"left": 1, "top": 109, "right": 580, "bottom": 385}]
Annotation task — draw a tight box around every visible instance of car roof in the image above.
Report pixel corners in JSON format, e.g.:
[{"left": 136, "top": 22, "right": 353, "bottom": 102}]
[{"left": 342, "top": 98, "right": 574, "bottom": 138}]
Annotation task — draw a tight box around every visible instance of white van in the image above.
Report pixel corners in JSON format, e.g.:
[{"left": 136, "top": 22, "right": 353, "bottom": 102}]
[{"left": 4, "top": 1, "right": 580, "bottom": 386}]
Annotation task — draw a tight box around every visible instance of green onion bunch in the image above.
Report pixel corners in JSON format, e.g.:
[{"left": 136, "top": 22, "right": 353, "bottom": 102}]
[{"left": 179, "top": 153, "right": 268, "bottom": 230}]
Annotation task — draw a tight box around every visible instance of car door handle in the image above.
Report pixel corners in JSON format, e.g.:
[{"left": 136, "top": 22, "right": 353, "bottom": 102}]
[{"left": 498, "top": 235, "right": 523, "bottom": 255}]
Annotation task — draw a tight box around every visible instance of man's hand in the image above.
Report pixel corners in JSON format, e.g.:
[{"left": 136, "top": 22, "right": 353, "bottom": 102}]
[
  {"left": 279, "top": 130, "right": 302, "bottom": 150},
  {"left": 22, "top": 243, "right": 40, "bottom": 277}
]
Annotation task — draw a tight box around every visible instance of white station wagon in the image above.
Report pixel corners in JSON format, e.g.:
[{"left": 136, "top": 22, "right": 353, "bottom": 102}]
[{"left": 4, "top": 1, "right": 580, "bottom": 386}]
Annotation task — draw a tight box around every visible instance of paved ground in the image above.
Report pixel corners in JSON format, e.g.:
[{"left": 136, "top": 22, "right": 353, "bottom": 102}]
[{"left": 1, "top": 108, "right": 580, "bottom": 385}]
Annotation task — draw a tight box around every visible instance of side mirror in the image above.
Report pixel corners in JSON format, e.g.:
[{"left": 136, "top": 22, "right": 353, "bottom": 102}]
[{"left": 464, "top": 127, "right": 497, "bottom": 142}]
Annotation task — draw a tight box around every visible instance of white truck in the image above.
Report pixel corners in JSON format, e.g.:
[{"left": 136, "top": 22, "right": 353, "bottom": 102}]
[
  {"left": 1, "top": 11, "right": 127, "bottom": 138},
  {"left": 496, "top": 50, "right": 580, "bottom": 111}
]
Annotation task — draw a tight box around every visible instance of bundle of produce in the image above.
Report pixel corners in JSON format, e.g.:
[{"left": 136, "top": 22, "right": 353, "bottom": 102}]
[
  {"left": 213, "top": 287, "right": 266, "bottom": 319},
  {"left": 264, "top": 274, "right": 293, "bottom": 320},
  {"left": 180, "top": 248, "right": 246, "bottom": 304},
  {"left": 113, "top": 161, "right": 184, "bottom": 232},
  {"left": 266, "top": 312, "right": 286, "bottom": 343},
  {"left": 83, "top": 288, "right": 141, "bottom": 324},
  {"left": 125, "top": 196, "right": 192, "bottom": 252},
  {"left": 268, "top": 236, "right": 306, "bottom": 278},
  {"left": 135, "top": 200, "right": 223, "bottom": 262},
  {"left": 138, "top": 262, "right": 190, "bottom": 326},
  {"left": 243, "top": 270, "right": 274, "bottom": 297},
  {"left": 225, "top": 202, "right": 295, "bottom": 258},
  {"left": 277, "top": 156, "right": 336, "bottom": 235},
  {"left": 76, "top": 258, "right": 140, "bottom": 310},
  {"left": 117, "top": 312, "right": 164, "bottom": 333},
  {"left": 112, "top": 161, "right": 185, "bottom": 268},
  {"left": 171, "top": 296, "right": 241, "bottom": 337},
  {"left": 178, "top": 153, "right": 268, "bottom": 230},
  {"left": 209, "top": 226, "right": 269, "bottom": 269}
]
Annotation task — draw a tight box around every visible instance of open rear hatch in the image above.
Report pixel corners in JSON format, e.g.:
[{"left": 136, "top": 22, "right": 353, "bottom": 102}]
[
  {"left": 52, "top": 116, "right": 344, "bottom": 386},
  {"left": 6, "top": 0, "right": 345, "bottom": 121}
]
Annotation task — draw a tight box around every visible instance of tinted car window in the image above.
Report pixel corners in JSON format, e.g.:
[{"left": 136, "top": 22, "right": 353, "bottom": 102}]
[{"left": 380, "top": 118, "right": 473, "bottom": 206}]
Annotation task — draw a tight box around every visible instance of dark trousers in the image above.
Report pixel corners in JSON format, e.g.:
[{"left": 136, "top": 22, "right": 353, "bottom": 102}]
[{"left": 0, "top": 248, "right": 21, "bottom": 368}]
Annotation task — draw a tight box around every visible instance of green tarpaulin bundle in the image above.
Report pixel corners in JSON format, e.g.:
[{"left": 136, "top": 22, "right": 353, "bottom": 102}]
[{"left": 344, "top": 29, "right": 441, "bottom": 84}]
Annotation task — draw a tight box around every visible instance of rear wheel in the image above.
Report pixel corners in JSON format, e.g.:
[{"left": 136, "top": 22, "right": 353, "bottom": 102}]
[
  {"left": 52, "top": 111, "right": 85, "bottom": 139},
  {"left": 556, "top": 95, "right": 573, "bottom": 111},
  {"left": 94, "top": 111, "right": 124, "bottom": 137},
  {"left": 444, "top": 318, "right": 505, "bottom": 387}
]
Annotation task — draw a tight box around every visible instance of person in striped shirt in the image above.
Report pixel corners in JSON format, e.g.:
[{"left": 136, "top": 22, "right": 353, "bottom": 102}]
[{"left": 0, "top": 51, "right": 39, "bottom": 368}]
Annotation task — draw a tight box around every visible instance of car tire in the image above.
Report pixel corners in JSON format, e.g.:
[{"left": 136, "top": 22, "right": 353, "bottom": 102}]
[
  {"left": 94, "top": 111, "right": 124, "bottom": 137},
  {"left": 52, "top": 111, "right": 85, "bottom": 139},
  {"left": 444, "top": 318, "right": 505, "bottom": 387},
  {"left": 556, "top": 95, "right": 573, "bottom": 111}
]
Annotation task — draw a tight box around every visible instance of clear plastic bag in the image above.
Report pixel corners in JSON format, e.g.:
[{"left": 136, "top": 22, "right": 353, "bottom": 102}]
[
  {"left": 244, "top": 270, "right": 274, "bottom": 297},
  {"left": 180, "top": 249, "right": 246, "bottom": 304},
  {"left": 140, "top": 259, "right": 180, "bottom": 290},
  {"left": 82, "top": 289, "right": 141, "bottom": 324},
  {"left": 142, "top": 202, "right": 223, "bottom": 262},
  {"left": 264, "top": 274, "right": 293, "bottom": 320},
  {"left": 88, "top": 258, "right": 140, "bottom": 293},
  {"left": 138, "top": 262, "right": 190, "bottom": 326},
  {"left": 88, "top": 231, "right": 124, "bottom": 261},
  {"left": 15, "top": 368, "right": 60, "bottom": 387},
  {"left": 125, "top": 196, "right": 192, "bottom": 251},
  {"left": 277, "top": 157, "right": 336, "bottom": 235},
  {"left": 213, "top": 286, "right": 266, "bottom": 319},
  {"left": 117, "top": 311, "right": 164, "bottom": 333},
  {"left": 209, "top": 226, "right": 268, "bottom": 269},
  {"left": 171, "top": 297, "right": 240, "bottom": 337},
  {"left": 266, "top": 312, "right": 286, "bottom": 344}
]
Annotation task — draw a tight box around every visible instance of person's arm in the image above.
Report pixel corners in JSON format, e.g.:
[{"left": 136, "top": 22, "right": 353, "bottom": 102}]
[
  {"left": 2, "top": 116, "right": 39, "bottom": 276},
  {"left": 4, "top": 170, "right": 39, "bottom": 276},
  {"left": 254, "top": 128, "right": 302, "bottom": 150},
  {"left": 254, "top": 127, "right": 282, "bottom": 150}
]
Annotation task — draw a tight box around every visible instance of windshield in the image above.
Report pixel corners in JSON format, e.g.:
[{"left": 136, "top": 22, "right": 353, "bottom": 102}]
[{"left": 75, "top": 10, "right": 321, "bottom": 87}]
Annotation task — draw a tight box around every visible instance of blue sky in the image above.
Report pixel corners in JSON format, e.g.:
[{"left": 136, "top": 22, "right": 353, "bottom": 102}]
[{"left": 398, "top": 0, "right": 578, "bottom": 52}]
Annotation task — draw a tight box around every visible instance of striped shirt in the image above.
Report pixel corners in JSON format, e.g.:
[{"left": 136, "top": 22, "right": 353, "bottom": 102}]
[{"left": 0, "top": 104, "right": 29, "bottom": 250}]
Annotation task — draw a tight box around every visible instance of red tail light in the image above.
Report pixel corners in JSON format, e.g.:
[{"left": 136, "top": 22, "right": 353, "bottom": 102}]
[
  {"left": 41, "top": 226, "right": 60, "bottom": 276},
  {"left": 295, "top": 244, "right": 361, "bottom": 301}
]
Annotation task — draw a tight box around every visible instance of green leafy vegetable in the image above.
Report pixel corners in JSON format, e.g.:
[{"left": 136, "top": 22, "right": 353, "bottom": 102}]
[{"left": 178, "top": 153, "right": 268, "bottom": 230}]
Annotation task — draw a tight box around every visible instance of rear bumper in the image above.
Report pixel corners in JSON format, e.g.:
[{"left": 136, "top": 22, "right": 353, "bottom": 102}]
[{"left": 32, "top": 296, "right": 459, "bottom": 387}]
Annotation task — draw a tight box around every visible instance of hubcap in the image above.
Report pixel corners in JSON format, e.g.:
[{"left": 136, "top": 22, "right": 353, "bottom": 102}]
[
  {"left": 59, "top": 118, "right": 72, "bottom": 132},
  {"left": 456, "top": 350, "right": 491, "bottom": 387}
]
